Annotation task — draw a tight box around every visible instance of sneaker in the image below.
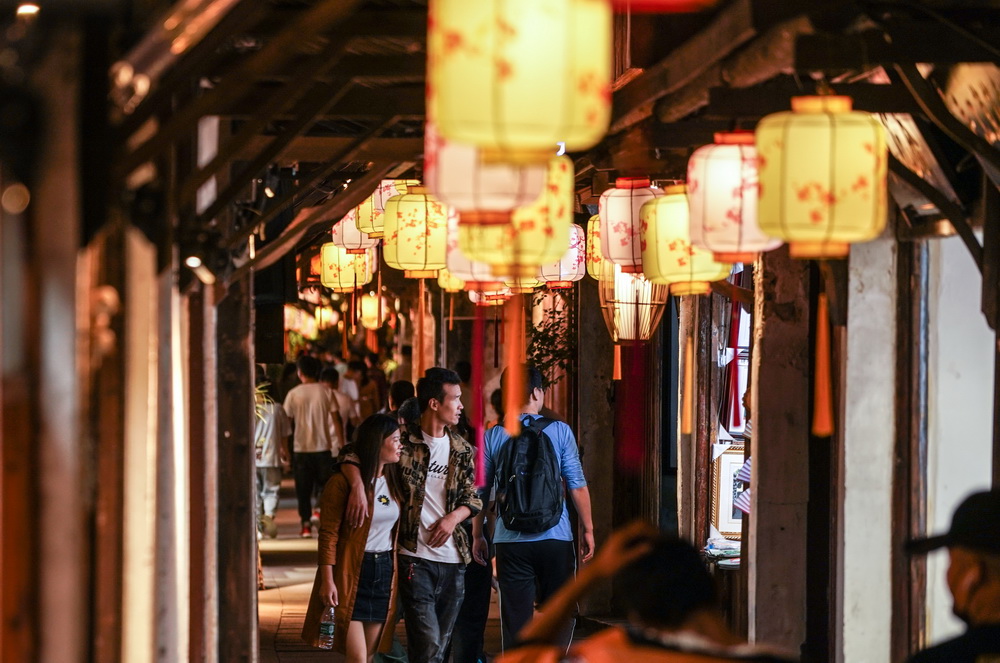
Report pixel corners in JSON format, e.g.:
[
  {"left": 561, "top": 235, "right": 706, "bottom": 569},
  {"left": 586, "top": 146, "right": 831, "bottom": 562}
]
[
  {"left": 311, "top": 508, "right": 321, "bottom": 524},
  {"left": 300, "top": 523, "right": 313, "bottom": 538},
  {"left": 261, "top": 514, "right": 278, "bottom": 539}
]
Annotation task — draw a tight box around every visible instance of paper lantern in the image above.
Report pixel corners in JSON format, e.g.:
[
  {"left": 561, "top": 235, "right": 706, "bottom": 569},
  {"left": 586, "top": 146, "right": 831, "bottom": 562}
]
[
  {"left": 585, "top": 214, "right": 615, "bottom": 281},
  {"left": 437, "top": 268, "right": 466, "bottom": 292},
  {"left": 446, "top": 210, "right": 509, "bottom": 289},
  {"left": 383, "top": 187, "right": 449, "bottom": 278},
  {"left": 469, "top": 287, "right": 512, "bottom": 307},
  {"left": 320, "top": 243, "right": 374, "bottom": 292},
  {"left": 755, "top": 95, "right": 888, "bottom": 258},
  {"left": 687, "top": 132, "right": 782, "bottom": 262},
  {"left": 424, "top": 122, "right": 546, "bottom": 220},
  {"left": 458, "top": 156, "right": 573, "bottom": 276},
  {"left": 330, "top": 208, "right": 380, "bottom": 254},
  {"left": 504, "top": 275, "right": 543, "bottom": 294},
  {"left": 360, "top": 293, "right": 389, "bottom": 330},
  {"left": 598, "top": 265, "right": 669, "bottom": 343},
  {"left": 428, "top": 0, "right": 611, "bottom": 161},
  {"left": 640, "top": 185, "right": 732, "bottom": 295},
  {"left": 539, "top": 223, "right": 585, "bottom": 289},
  {"left": 599, "top": 177, "right": 661, "bottom": 273},
  {"left": 355, "top": 179, "right": 421, "bottom": 239}
]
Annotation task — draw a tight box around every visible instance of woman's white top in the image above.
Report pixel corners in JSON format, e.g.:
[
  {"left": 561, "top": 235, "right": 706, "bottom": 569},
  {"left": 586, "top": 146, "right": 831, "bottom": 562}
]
[{"left": 365, "top": 475, "right": 399, "bottom": 552}]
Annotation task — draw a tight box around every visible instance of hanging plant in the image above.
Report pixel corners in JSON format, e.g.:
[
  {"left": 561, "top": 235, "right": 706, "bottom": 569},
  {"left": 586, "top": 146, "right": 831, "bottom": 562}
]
[{"left": 527, "top": 289, "right": 577, "bottom": 387}]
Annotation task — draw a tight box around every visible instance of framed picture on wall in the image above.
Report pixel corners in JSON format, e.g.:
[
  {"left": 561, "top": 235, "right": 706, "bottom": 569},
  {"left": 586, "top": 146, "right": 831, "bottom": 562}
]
[{"left": 712, "top": 445, "right": 746, "bottom": 540}]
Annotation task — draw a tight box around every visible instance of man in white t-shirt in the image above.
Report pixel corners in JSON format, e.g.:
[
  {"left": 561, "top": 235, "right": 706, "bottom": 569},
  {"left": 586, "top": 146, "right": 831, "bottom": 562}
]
[
  {"left": 339, "top": 367, "right": 482, "bottom": 663},
  {"left": 282, "top": 355, "right": 337, "bottom": 538}
]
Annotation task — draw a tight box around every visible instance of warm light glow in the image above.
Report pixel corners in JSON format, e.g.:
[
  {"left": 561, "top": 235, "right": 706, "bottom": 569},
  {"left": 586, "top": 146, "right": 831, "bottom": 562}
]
[
  {"left": 382, "top": 187, "right": 449, "bottom": 276},
  {"left": 458, "top": 156, "right": 574, "bottom": 276},
  {"left": 599, "top": 177, "right": 662, "bottom": 273},
  {"left": 437, "top": 268, "right": 466, "bottom": 293},
  {"left": 360, "top": 294, "right": 388, "bottom": 330},
  {"left": 320, "top": 243, "right": 374, "bottom": 291},
  {"left": 428, "top": 0, "right": 611, "bottom": 161},
  {"left": 598, "top": 265, "right": 669, "bottom": 342},
  {"left": 184, "top": 255, "right": 203, "bottom": 269},
  {"left": 640, "top": 185, "right": 732, "bottom": 294},
  {"left": 445, "top": 210, "right": 509, "bottom": 288},
  {"left": 609, "top": 0, "right": 718, "bottom": 11},
  {"left": 424, "top": 122, "right": 547, "bottom": 216},
  {"left": 539, "top": 223, "right": 585, "bottom": 289},
  {"left": 585, "top": 214, "right": 615, "bottom": 281},
  {"left": 687, "top": 132, "right": 781, "bottom": 262},
  {"left": 755, "top": 95, "right": 888, "bottom": 258},
  {"left": 16, "top": 3, "right": 40, "bottom": 17},
  {"left": 331, "top": 209, "right": 379, "bottom": 254},
  {"left": 355, "top": 179, "right": 421, "bottom": 239}
]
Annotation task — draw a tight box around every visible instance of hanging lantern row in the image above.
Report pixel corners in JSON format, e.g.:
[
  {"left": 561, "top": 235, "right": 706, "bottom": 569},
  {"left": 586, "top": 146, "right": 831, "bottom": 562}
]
[
  {"left": 355, "top": 178, "right": 420, "bottom": 239},
  {"left": 428, "top": 0, "right": 612, "bottom": 164}
]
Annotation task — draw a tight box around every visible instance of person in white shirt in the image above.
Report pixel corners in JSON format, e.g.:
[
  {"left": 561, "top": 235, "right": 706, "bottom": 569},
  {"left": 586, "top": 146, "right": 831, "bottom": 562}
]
[
  {"left": 255, "top": 380, "right": 290, "bottom": 539},
  {"left": 320, "top": 367, "right": 354, "bottom": 457},
  {"left": 283, "top": 355, "right": 338, "bottom": 538}
]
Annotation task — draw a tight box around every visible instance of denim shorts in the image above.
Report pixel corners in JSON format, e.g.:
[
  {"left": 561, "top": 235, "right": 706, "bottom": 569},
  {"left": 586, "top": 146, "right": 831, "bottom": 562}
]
[{"left": 352, "top": 551, "right": 393, "bottom": 622}]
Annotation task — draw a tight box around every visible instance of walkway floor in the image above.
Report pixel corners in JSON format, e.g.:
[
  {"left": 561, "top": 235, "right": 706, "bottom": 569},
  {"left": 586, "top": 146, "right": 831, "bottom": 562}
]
[{"left": 258, "top": 480, "right": 504, "bottom": 662}]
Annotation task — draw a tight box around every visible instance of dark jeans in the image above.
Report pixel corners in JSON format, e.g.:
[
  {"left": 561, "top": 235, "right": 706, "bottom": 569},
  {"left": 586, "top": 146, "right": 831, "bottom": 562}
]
[
  {"left": 449, "top": 523, "right": 493, "bottom": 663},
  {"left": 495, "top": 539, "right": 577, "bottom": 651},
  {"left": 398, "top": 554, "right": 465, "bottom": 663},
  {"left": 292, "top": 451, "right": 333, "bottom": 524}
]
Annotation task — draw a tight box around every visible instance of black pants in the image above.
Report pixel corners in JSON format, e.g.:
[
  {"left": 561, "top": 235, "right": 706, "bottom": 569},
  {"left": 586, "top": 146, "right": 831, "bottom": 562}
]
[
  {"left": 449, "top": 523, "right": 493, "bottom": 663},
  {"left": 494, "top": 539, "right": 577, "bottom": 651},
  {"left": 292, "top": 451, "right": 333, "bottom": 524},
  {"left": 398, "top": 554, "right": 465, "bottom": 663}
]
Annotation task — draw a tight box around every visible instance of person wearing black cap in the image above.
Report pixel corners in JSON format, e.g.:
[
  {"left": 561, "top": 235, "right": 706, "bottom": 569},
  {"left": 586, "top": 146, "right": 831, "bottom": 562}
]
[{"left": 906, "top": 489, "right": 1000, "bottom": 662}]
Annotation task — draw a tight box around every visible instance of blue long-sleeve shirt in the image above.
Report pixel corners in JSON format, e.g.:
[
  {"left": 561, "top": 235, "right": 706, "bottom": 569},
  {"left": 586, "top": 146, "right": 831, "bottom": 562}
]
[{"left": 481, "top": 413, "right": 587, "bottom": 543}]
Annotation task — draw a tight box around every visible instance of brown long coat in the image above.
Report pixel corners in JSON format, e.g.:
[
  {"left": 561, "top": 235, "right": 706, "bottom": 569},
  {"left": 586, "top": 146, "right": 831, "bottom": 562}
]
[{"left": 301, "top": 473, "right": 399, "bottom": 653}]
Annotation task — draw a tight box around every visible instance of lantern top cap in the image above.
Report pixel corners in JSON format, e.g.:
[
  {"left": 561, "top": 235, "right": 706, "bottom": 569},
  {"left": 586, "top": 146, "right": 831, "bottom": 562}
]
[
  {"left": 661, "top": 183, "right": 687, "bottom": 195},
  {"left": 714, "top": 131, "right": 755, "bottom": 145},
  {"left": 615, "top": 177, "right": 652, "bottom": 189},
  {"left": 791, "top": 95, "right": 854, "bottom": 113},
  {"left": 403, "top": 186, "right": 430, "bottom": 195}
]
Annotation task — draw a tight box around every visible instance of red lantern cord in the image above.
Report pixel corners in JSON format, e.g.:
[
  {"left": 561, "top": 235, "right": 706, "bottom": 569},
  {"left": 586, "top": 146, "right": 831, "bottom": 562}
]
[
  {"left": 417, "top": 279, "right": 426, "bottom": 379},
  {"left": 493, "top": 304, "right": 500, "bottom": 368},
  {"left": 681, "top": 337, "right": 694, "bottom": 435},
  {"left": 503, "top": 295, "right": 525, "bottom": 435},
  {"left": 449, "top": 293, "right": 455, "bottom": 331},
  {"left": 377, "top": 246, "right": 383, "bottom": 327},
  {"left": 812, "top": 292, "right": 833, "bottom": 437},
  {"left": 472, "top": 304, "right": 486, "bottom": 487},
  {"left": 728, "top": 298, "right": 742, "bottom": 428},
  {"left": 613, "top": 344, "right": 622, "bottom": 380}
]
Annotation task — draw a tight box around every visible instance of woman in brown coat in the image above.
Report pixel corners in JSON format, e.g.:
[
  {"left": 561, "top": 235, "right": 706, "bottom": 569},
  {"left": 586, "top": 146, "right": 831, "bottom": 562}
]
[{"left": 302, "top": 414, "right": 405, "bottom": 662}]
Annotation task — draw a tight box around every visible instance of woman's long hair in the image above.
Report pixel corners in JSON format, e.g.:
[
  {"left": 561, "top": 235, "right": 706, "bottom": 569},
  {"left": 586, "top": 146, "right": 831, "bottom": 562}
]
[{"left": 354, "top": 413, "right": 404, "bottom": 504}]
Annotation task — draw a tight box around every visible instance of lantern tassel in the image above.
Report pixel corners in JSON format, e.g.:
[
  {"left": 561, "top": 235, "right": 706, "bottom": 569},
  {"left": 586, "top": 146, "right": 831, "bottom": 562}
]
[
  {"left": 417, "top": 279, "right": 425, "bottom": 379},
  {"left": 449, "top": 293, "right": 454, "bottom": 331},
  {"left": 681, "top": 336, "right": 694, "bottom": 435},
  {"left": 377, "top": 245, "right": 383, "bottom": 327},
  {"left": 812, "top": 292, "right": 834, "bottom": 437},
  {"left": 613, "top": 344, "right": 622, "bottom": 380},
  {"left": 472, "top": 304, "right": 486, "bottom": 487},
  {"left": 504, "top": 295, "right": 525, "bottom": 436},
  {"left": 493, "top": 303, "right": 500, "bottom": 368}
]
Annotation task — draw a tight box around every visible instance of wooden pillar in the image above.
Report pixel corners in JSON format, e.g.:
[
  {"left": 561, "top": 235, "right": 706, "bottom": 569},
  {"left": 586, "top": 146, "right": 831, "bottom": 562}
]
[
  {"left": 216, "top": 277, "right": 256, "bottom": 663},
  {"left": 749, "top": 246, "right": 810, "bottom": 652}
]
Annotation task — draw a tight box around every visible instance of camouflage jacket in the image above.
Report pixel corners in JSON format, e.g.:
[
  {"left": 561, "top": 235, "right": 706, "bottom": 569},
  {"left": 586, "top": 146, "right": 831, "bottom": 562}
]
[{"left": 338, "top": 421, "right": 482, "bottom": 564}]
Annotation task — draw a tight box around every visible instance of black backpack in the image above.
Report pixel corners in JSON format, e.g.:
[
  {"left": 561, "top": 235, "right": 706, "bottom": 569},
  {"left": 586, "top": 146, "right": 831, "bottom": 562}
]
[{"left": 494, "top": 417, "right": 564, "bottom": 533}]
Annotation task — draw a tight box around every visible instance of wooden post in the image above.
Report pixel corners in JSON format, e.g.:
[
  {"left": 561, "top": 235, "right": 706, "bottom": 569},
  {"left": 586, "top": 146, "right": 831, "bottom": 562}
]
[
  {"left": 216, "top": 276, "right": 256, "bottom": 663},
  {"left": 749, "top": 246, "right": 810, "bottom": 652}
]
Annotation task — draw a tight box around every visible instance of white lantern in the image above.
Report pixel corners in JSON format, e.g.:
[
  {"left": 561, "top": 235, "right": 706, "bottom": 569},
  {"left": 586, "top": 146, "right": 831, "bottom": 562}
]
[
  {"left": 539, "top": 223, "right": 586, "bottom": 289},
  {"left": 446, "top": 210, "right": 509, "bottom": 289},
  {"left": 331, "top": 208, "right": 379, "bottom": 254},
  {"left": 599, "top": 177, "right": 661, "bottom": 273}
]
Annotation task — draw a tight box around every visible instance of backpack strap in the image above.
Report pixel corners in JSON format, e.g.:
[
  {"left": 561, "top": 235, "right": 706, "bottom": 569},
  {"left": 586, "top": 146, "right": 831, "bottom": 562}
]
[{"left": 522, "top": 416, "right": 555, "bottom": 433}]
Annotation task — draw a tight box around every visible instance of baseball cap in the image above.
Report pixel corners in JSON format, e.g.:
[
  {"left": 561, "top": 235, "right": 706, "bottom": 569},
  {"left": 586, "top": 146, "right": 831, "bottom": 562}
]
[{"left": 906, "top": 490, "right": 1000, "bottom": 555}]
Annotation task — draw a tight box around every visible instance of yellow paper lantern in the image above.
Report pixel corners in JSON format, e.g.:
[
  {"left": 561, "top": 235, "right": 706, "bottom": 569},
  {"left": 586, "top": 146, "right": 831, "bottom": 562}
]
[
  {"left": 640, "top": 185, "right": 732, "bottom": 295},
  {"left": 320, "top": 243, "right": 374, "bottom": 292},
  {"left": 437, "top": 268, "right": 466, "bottom": 293},
  {"left": 469, "top": 287, "right": 512, "bottom": 307},
  {"left": 539, "top": 223, "right": 585, "bottom": 289},
  {"left": 599, "top": 177, "right": 662, "bottom": 273},
  {"left": 424, "top": 122, "right": 546, "bottom": 217},
  {"left": 360, "top": 293, "right": 389, "bottom": 330},
  {"left": 755, "top": 95, "right": 888, "bottom": 258},
  {"left": 383, "top": 186, "right": 449, "bottom": 278},
  {"left": 446, "top": 210, "right": 508, "bottom": 289},
  {"left": 598, "top": 265, "right": 669, "bottom": 343},
  {"left": 504, "top": 275, "right": 543, "bottom": 294},
  {"left": 355, "top": 179, "right": 421, "bottom": 239},
  {"left": 585, "top": 214, "right": 615, "bottom": 281},
  {"left": 458, "top": 156, "right": 573, "bottom": 276},
  {"left": 331, "top": 208, "right": 379, "bottom": 254},
  {"left": 687, "top": 131, "right": 781, "bottom": 262},
  {"left": 428, "top": 0, "right": 611, "bottom": 161}
]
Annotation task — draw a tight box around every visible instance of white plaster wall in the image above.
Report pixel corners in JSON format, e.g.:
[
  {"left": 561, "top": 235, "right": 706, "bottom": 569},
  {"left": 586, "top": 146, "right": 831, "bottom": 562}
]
[
  {"left": 925, "top": 235, "right": 994, "bottom": 644},
  {"left": 837, "top": 238, "right": 897, "bottom": 663}
]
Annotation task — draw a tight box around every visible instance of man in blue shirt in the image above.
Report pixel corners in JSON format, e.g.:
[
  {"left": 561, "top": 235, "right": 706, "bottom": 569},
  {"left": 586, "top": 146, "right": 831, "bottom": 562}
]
[{"left": 472, "top": 365, "right": 595, "bottom": 651}]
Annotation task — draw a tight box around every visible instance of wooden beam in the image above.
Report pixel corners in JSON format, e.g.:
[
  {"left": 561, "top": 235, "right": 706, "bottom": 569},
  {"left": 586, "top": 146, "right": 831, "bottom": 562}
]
[
  {"left": 706, "top": 82, "right": 923, "bottom": 118},
  {"left": 236, "top": 135, "right": 423, "bottom": 166},
  {"left": 214, "top": 85, "right": 424, "bottom": 120},
  {"left": 257, "top": 54, "right": 424, "bottom": 85}
]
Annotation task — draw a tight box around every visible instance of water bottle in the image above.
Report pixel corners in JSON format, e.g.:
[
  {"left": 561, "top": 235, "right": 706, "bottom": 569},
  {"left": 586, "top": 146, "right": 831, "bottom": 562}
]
[{"left": 318, "top": 605, "right": 336, "bottom": 649}]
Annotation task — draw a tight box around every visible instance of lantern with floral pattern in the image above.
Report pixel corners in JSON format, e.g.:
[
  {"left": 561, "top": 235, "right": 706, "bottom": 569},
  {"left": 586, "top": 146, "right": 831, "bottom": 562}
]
[
  {"left": 383, "top": 187, "right": 449, "bottom": 278},
  {"left": 755, "top": 95, "right": 888, "bottom": 258},
  {"left": 320, "top": 243, "right": 374, "bottom": 292},
  {"left": 355, "top": 178, "right": 421, "bottom": 239},
  {"left": 539, "top": 223, "right": 586, "bottom": 289},
  {"left": 331, "top": 208, "right": 380, "bottom": 254},
  {"left": 586, "top": 214, "right": 615, "bottom": 281},
  {"left": 599, "top": 177, "right": 661, "bottom": 273}
]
